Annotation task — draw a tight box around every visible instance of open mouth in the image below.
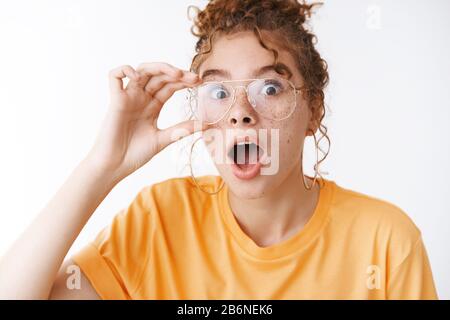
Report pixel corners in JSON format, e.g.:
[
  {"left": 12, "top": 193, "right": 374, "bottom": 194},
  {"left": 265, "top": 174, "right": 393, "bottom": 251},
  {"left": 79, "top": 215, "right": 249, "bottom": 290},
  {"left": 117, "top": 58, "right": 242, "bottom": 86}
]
[
  {"left": 228, "top": 142, "right": 262, "bottom": 167},
  {"left": 227, "top": 139, "right": 265, "bottom": 180}
]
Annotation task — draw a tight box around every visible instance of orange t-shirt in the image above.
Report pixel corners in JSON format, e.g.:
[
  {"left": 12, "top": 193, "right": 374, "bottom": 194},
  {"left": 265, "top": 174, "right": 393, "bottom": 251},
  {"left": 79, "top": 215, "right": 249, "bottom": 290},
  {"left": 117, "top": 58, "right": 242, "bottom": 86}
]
[{"left": 72, "top": 176, "right": 437, "bottom": 299}]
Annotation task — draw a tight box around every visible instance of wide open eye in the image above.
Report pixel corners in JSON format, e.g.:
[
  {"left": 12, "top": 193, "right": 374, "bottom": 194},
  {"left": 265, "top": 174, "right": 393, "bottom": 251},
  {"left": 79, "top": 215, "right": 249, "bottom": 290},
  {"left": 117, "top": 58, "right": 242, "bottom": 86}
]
[
  {"left": 203, "top": 83, "right": 231, "bottom": 100},
  {"left": 260, "top": 79, "right": 284, "bottom": 96}
]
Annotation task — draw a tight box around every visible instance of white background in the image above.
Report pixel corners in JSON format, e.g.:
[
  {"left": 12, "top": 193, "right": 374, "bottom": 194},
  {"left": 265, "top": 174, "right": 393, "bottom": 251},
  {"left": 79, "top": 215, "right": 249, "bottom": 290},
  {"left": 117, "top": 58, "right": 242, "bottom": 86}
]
[{"left": 0, "top": 0, "right": 449, "bottom": 298}]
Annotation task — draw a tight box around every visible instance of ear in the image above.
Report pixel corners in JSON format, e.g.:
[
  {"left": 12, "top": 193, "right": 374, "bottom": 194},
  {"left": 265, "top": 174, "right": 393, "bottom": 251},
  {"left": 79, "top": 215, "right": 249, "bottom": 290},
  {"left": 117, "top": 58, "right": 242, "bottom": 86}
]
[
  {"left": 306, "top": 102, "right": 323, "bottom": 136},
  {"left": 306, "top": 121, "right": 319, "bottom": 136}
]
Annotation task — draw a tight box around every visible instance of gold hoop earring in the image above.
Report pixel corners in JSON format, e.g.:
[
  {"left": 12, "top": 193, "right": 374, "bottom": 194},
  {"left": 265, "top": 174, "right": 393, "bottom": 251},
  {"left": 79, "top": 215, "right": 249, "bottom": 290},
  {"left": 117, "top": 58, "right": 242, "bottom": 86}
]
[
  {"left": 301, "top": 130, "right": 320, "bottom": 191},
  {"left": 189, "top": 136, "right": 225, "bottom": 195}
]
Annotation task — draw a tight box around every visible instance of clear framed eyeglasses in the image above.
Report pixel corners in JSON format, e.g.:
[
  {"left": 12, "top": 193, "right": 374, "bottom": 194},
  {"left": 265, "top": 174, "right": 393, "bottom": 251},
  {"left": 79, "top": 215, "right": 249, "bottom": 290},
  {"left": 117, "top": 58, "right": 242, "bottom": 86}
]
[{"left": 187, "top": 77, "right": 302, "bottom": 124}]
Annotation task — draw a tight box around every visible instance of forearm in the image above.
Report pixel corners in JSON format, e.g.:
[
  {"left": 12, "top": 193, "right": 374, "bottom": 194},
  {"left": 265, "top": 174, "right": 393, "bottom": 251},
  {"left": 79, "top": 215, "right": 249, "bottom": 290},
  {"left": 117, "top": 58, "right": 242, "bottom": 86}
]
[{"left": 0, "top": 157, "right": 118, "bottom": 299}]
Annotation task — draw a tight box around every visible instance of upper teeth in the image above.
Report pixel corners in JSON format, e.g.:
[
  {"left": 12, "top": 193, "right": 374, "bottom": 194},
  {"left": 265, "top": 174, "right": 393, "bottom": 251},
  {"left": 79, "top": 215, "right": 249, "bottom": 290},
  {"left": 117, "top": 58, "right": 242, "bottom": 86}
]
[{"left": 237, "top": 142, "right": 252, "bottom": 146}]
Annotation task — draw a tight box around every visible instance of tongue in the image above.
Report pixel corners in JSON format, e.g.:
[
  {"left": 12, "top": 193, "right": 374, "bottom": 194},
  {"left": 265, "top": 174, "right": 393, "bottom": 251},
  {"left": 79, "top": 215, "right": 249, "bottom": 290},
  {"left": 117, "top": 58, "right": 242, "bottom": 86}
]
[
  {"left": 236, "top": 145, "right": 260, "bottom": 170},
  {"left": 236, "top": 162, "right": 255, "bottom": 170}
]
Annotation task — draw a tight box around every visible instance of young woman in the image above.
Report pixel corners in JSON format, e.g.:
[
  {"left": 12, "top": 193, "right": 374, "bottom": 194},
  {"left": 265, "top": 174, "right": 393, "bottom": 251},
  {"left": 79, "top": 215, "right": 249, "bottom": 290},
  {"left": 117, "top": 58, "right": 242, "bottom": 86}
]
[{"left": 0, "top": 0, "right": 437, "bottom": 299}]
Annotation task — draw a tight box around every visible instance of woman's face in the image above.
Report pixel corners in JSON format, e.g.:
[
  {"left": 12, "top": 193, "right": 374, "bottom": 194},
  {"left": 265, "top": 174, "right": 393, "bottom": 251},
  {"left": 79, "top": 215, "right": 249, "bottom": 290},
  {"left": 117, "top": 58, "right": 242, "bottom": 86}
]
[{"left": 197, "top": 31, "right": 313, "bottom": 199}]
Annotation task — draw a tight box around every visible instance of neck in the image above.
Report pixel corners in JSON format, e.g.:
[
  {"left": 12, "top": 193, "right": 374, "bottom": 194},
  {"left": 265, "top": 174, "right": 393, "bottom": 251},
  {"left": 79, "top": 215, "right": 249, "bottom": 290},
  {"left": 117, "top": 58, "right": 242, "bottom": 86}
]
[{"left": 227, "top": 161, "right": 320, "bottom": 247}]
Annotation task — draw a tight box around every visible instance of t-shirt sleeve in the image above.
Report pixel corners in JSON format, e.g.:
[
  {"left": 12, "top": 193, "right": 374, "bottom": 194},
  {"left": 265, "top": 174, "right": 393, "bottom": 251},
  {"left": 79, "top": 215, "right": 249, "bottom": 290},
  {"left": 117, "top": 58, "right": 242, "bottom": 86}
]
[
  {"left": 71, "top": 186, "right": 153, "bottom": 300},
  {"left": 386, "top": 235, "right": 438, "bottom": 299}
]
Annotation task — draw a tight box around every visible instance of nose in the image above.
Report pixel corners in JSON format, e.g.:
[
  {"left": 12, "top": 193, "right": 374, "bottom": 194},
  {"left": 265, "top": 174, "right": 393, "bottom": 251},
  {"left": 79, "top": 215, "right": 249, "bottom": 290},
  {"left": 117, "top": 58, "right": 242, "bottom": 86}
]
[{"left": 227, "top": 87, "right": 257, "bottom": 127}]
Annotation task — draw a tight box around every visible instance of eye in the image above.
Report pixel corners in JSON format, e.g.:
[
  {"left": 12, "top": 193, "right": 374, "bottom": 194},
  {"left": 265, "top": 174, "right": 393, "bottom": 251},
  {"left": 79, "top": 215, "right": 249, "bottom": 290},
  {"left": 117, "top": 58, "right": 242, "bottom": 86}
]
[
  {"left": 206, "top": 84, "right": 230, "bottom": 100},
  {"left": 260, "top": 80, "right": 283, "bottom": 96}
]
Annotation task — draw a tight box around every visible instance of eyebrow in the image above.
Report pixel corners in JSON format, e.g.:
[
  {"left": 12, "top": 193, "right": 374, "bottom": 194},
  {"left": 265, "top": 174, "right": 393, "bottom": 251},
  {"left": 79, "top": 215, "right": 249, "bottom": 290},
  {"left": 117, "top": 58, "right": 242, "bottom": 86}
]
[{"left": 200, "top": 63, "right": 293, "bottom": 81}]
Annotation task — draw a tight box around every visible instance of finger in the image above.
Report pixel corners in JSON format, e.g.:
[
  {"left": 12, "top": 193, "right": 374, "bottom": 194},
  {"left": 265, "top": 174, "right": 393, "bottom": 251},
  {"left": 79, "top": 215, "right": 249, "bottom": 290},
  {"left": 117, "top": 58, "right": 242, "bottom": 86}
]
[
  {"left": 152, "top": 80, "right": 199, "bottom": 109},
  {"left": 108, "top": 65, "right": 139, "bottom": 92},
  {"left": 125, "top": 70, "right": 153, "bottom": 90},
  {"left": 144, "top": 74, "right": 179, "bottom": 96},
  {"left": 126, "top": 70, "right": 152, "bottom": 90},
  {"left": 135, "top": 62, "right": 188, "bottom": 92},
  {"left": 157, "top": 120, "right": 209, "bottom": 151},
  {"left": 144, "top": 71, "right": 200, "bottom": 96},
  {"left": 136, "top": 62, "right": 183, "bottom": 79},
  {"left": 130, "top": 68, "right": 184, "bottom": 91},
  {"left": 180, "top": 71, "right": 201, "bottom": 83}
]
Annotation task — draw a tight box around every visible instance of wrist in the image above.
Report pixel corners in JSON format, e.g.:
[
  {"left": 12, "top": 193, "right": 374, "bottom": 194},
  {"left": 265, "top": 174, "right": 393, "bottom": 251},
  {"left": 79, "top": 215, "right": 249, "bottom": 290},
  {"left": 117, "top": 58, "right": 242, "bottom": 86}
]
[{"left": 79, "top": 155, "right": 124, "bottom": 189}]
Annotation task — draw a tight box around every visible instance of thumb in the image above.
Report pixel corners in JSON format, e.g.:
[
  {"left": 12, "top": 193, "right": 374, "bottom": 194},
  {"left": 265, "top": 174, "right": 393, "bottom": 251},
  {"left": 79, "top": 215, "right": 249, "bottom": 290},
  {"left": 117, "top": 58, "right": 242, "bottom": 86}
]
[{"left": 157, "top": 120, "right": 209, "bottom": 151}]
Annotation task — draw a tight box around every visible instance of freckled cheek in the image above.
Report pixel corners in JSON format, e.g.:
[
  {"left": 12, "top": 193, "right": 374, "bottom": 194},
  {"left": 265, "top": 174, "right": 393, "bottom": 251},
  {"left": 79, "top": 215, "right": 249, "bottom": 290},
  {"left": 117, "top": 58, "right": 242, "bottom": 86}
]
[
  {"left": 281, "top": 134, "right": 299, "bottom": 154},
  {"left": 276, "top": 121, "right": 304, "bottom": 161}
]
